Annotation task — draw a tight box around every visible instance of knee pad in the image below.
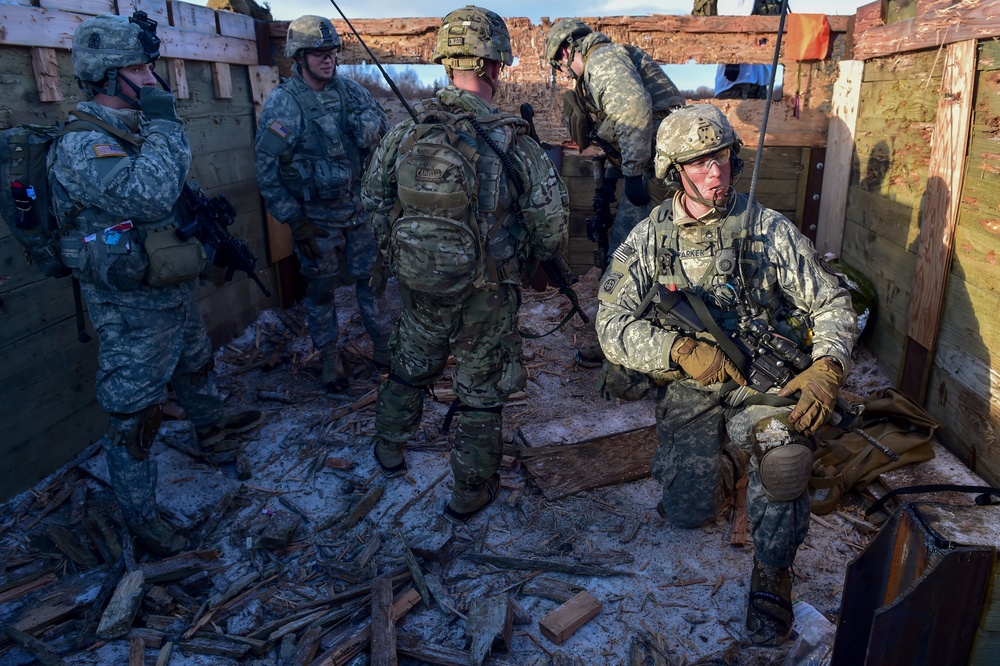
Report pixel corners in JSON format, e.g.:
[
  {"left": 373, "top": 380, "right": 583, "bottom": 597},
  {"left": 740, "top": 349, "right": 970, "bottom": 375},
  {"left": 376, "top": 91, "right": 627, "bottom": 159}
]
[
  {"left": 752, "top": 415, "right": 812, "bottom": 502},
  {"left": 110, "top": 404, "right": 163, "bottom": 461}
]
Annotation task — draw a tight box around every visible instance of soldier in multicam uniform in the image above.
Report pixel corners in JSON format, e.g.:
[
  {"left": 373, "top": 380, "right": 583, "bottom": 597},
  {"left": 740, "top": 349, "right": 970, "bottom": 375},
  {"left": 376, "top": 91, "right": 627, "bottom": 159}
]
[
  {"left": 596, "top": 104, "right": 856, "bottom": 645},
  {"left": 50, "top": 14, "right": 261, "bottom": 555},
  {"left": 255, "top": 16, "right": 392, "bottom": 391},
  {"left": 545, "top": 19, "right": 685, "bottom": 251},
  {"left": 362, "top": 6, "right": 569, "bottom": 521}
]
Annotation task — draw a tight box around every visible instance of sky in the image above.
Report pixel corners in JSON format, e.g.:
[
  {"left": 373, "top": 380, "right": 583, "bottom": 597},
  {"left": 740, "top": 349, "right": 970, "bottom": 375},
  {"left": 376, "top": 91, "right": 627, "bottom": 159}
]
[{"left": 187, "top": 0, "right": 872, "bottom": 90}]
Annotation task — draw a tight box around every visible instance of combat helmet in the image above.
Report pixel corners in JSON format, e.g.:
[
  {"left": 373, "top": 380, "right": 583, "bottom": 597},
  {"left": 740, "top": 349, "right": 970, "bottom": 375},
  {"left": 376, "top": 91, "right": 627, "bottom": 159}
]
[
  {"left": 285, "top": 15, "right": 342, "bottom": 58},
  {"left": 433, "top": 5, "right": 512, "bottom": 92},
  {"left": 72, "top": 12, "right": 164, "bottom": 99},
  {"left": 545, "top": 18, "right": 592, "bottom": 70},
  {"left": 654, "top": 104, "right": 743, "bottom": 181}
]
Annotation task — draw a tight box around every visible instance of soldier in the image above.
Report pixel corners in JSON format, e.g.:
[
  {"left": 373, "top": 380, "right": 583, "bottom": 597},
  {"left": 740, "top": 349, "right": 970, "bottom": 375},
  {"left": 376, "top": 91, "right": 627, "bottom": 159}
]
[
  {"left": 596, "top": 104, "right": 856, "bottom": 645},
  {"left": 50, "top": 14, "right": 261, "bottom": 555},
  {"left": 255, "top": 16, "right": 392, "bottom": 391},
  {"left": 362, "top": 6, "right": 569, "bottom": 521},
  {"left": 693, "top": 0, "right": 781, "bottom": 100},
  {"left": 545, "top": 18, "right": 685, "bottom": 251}
]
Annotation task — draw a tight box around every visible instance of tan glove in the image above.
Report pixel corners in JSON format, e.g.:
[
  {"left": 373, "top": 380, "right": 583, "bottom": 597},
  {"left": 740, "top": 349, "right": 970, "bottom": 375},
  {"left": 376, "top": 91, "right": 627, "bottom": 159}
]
[
  {"left": 289, "top": 217, "right": 329, "bottom": 262},
  {"left": 670, "top": 336, "right": 746, "bottom": 386},
  {"left": 777, "top": 356, "right": 845, "bottom": 436}
]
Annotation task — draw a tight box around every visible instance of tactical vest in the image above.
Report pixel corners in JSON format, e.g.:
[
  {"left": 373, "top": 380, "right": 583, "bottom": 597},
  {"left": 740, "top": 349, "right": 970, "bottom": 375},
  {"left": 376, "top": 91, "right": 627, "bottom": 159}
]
[
  {"left": 580, "top": 42, "right": 680, "bottom": 124},
  {"left": 383, "top": 100, "right": 526, "bottom": 295},
  {"left": 279, "top": 76, "right": 359, "bottom": 202}
]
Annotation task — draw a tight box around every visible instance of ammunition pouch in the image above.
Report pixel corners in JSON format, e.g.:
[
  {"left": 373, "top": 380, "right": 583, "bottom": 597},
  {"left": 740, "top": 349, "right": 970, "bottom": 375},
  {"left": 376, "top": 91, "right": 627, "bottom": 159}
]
[
  {"left": 143, "top": 225, "right": 207, "bottom": 287},
  {"left": 65, "top": 226, "right": 148, "bottom": 291}
]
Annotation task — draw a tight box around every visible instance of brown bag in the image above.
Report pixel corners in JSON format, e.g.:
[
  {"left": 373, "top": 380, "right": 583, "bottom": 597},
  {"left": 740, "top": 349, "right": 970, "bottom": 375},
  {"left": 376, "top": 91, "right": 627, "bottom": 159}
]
[{"left": 808, "top": 388, "right": 941, "bottom": 515}]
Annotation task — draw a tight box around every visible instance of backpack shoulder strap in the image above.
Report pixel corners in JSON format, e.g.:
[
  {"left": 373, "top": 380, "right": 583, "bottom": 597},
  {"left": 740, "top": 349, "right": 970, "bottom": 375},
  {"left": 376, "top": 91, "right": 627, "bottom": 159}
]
[{"left": 64, "top": 109, "right": 145, "bottom": 148}]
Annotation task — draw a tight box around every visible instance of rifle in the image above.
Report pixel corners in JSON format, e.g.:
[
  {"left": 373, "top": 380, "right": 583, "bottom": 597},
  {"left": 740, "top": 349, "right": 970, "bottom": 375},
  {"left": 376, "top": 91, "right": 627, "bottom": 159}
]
[
  {"left": 633, "top": 282, "right": 899, "bottom": 461},
  {"left": 176, "top": 185, "right": 272, "bottom": 297},
  {"left": 585, "top": 155, "right": 615, "bottom": 270}
]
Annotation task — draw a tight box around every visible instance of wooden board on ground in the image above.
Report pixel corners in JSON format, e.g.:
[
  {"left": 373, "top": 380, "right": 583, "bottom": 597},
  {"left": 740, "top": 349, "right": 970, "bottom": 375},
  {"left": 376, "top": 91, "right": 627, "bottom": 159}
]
[
  {"left": 538, "top": 591, "right": 602, "bottom": 645},
  {"left": 520, "top": 425, "right": 658, "bottom": 501},
  {"left": 869, "top": 439, "right": 991, "bottom": 510},
  {"left": 514, "top": 400, "right": 656, "bottom": 448}
]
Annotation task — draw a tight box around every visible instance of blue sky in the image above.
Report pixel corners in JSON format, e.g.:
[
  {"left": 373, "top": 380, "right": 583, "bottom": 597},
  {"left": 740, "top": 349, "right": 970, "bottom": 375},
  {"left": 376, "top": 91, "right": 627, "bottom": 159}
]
[{"left": 188, "top": 1, "right": 871, "bottom": 90}]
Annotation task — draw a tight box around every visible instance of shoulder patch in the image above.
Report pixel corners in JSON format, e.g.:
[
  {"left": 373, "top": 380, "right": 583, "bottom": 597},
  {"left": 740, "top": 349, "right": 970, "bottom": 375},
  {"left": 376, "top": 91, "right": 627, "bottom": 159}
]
[
  {"left": 600, "top": 270, "right": 624, "bottom": 296},
  {"left": 611, "top": 244, "right": 636, "bottom": 264},
  {"left": 91, "top": 143, "right": 126, "bottom": 158},
  {"left": 268, "top": 120, "right": 291, "bottom": 140}
]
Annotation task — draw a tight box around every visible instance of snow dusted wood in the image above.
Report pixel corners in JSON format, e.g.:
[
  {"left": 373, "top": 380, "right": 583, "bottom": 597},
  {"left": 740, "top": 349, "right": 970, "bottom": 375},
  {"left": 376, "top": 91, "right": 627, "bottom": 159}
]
[
  {"left": 370, "top": 575, "right": 398, "bottom": 666},
  {"left": 3, "top": 627, "right": 66, "bottom": 666},
  {"left": 96, "top": 570, "right": 145, "bottom": 639},
  {"left": 255, "top": 509, "right": 300, "bottom": 551},
  {"left": 467, "top": 593, "right": 514, "bottom": 665},
  {"left": 129, "top": 636, "right": 144, "bottom": 666},
  {"left": 539, "top": 591, "right": 602, "bottom": 645},
  {"left": 139, "top": 550, "right": 220, "bottom": 584}
]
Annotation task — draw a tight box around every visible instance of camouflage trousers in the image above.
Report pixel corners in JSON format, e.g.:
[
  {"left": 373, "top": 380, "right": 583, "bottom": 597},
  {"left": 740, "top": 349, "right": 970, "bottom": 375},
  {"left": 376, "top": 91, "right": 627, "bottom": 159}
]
[
  {"left": 295, "top": 221, "right": 392, "bottom": 353},
  {"left": 84, "top": 284, "right": 224, "bottom": 529},
  {"left": 653, "top": 380, "right": 810, "bottom": 569},
  {"left": 376, "top": 284, "right": 525, "bottom": 493}
]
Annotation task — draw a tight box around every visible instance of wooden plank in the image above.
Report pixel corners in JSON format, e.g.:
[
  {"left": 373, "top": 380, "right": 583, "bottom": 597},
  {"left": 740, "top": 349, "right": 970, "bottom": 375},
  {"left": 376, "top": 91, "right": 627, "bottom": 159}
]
[
  {"left": 171, "top": 1, "right": 218, "bottom": 34},
  {"left": 39, "top": 0, "right": 114, "bottom": 13},
  {"left": 538, "top": 591, "right": 602, "bottom": 645},
  {"left": 30, "top": 47, "right": 63, "bottom": 102},
  {"left": 467, "top": 594, "right": 513, "bottom": 664},
  {"left": 816, "top": 60, "right": 863, "bottom": 256},
  {"left": 211, "top": 62, "right": 233, "bottom": 99},
  {"left": 167, "top": 59, "right": 190, "bottom": 99},
  {"left": 129, "top": 636, "right": 145, "bottom": 666},
  {"left": 520, "top": 426, "right": 658, "bottom": 501},
  {"left": 370, "top": 576, "right": 397, "bottom": 666},
  {"left": 901, "top": 40, "right": 976, "bottom": 401},
  {"left": 115, "top": 0, "right": 169, "bottom": 24},
  {"left": 216, "top": 9, "right": 256, "bottom": 40},
  {"left": 855, "top": 0, "right": 1000, "bottom": 61},
  {"left": 3, "top": 627, "right": 67, "bottom": 666},
  {"left": 97, "top": 570, "right": 146, "bottom": 639}
]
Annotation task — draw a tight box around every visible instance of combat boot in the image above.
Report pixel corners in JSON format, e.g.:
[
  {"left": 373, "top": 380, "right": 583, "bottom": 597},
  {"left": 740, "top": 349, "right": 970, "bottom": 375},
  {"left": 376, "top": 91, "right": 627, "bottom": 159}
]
[
  {"left": 195, "top": 409, "right": 263, "bottom": 447},
  {"left": 444, "top": 474, "right": 500, "bottom": 524},
  {"left": 373, "top": 437, "right": 406, "bottom": 478},
  {"left": 322, "top": 346, "right": 349, "bottom": 393},
  {"left": 746, "top": 557, "right": 794, "bottom": 645},
  {"left": 131, "top": 518, "right": 188, "bottom": 557}
]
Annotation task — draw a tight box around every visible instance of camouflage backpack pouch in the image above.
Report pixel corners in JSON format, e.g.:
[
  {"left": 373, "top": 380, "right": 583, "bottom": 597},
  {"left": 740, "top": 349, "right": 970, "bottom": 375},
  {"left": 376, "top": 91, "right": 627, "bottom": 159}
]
[{"left": 390, "top": 121, "right": 484, "bottom": 296}]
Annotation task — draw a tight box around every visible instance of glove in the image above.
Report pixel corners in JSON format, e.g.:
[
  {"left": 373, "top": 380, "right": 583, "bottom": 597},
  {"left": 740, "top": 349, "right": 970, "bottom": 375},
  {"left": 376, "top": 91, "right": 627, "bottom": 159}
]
[
  {"left": 776, "top": 356, "right": 845, "bottom": 436},
  {"left": 288, "top": 218, "right": 329, "bottom": 262},
  {"left": 670, "top": 336, "right": 746, "bottom": 387},
  {"left": 623, "top": 175, "right": 650, "bottom": 206},
  {"left": 138, "top": 87, "right": 180, "bottom": 123},
  {"left": 724, "top": 64, "right": 741, "bottom": 82}
]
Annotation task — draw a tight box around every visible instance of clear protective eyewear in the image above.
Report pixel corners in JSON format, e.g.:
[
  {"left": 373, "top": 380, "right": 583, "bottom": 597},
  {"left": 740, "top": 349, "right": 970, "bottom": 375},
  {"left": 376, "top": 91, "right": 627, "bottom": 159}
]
[
  {"left": 305, "top": 48, "right": 339, "bottom": 61},
  {"left": 683, "top": 147, "right": 732, "bottom": 175}
]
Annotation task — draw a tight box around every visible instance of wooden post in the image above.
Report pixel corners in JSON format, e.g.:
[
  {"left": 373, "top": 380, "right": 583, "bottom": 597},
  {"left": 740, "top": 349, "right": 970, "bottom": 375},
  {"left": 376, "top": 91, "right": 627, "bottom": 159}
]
[
  {"left": 816, "top": 60, "right": 863, "bottom": 257},
  {"left": 30, "top": 47, "right": 62, "bottom": 102},
  {"left": 899, "top": 40, "right": 976, "bottom": 402}
]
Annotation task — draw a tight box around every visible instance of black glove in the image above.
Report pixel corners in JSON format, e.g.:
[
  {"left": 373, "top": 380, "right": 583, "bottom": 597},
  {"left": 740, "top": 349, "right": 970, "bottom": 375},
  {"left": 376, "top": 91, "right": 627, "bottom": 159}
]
[
  {"left": 724, "top": 64, "right": 741, "bottom": 82},
  {"left": 623, "top": 175, "right": 650, "bottom": 206},
  {"left": 289, "top": 217, "right": 329, "bottom": 262},
  {"left": 138, "top": 87, "right": 180, "bottom": 123}
]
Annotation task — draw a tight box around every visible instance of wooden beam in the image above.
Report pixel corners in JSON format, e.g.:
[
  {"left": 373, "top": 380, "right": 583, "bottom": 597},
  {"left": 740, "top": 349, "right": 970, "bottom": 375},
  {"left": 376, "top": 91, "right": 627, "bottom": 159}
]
[
  {"left": 39, "top": 0, "right": 114, "bottom": 14},
  {"left": 538, "top": 591, "right": 602, "bottom": 646},
  {"left": 816, "top": 60, "right": 864, "bottom": 256},
  {"left": 211, "top": 61, "right": 233, "bottom": 99},
  {"left": 855, "top": 0, "right": 1000, "bottom": 61},
  {"left": 30, "top": 47, "right": 62, "bottom": 102},
  {"left": 172, "top": 1, "right": 217, "bottom": 34},
  {"left": 370, "top": 576, "right": 397, "bottom": 666},
  {"left": 167, "top": 59, "right": 189, "bottom": 99},
  {"left": 96, "top": 570, "right": 146, "bottom": 639},
  {"left": 900, "top": 40, "right": 976, "bottom": 402}
]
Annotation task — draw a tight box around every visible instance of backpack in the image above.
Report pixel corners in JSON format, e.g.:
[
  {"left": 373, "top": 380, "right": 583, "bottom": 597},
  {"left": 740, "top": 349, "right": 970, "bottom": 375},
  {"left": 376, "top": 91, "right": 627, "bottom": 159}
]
[
  {"left": 0, "top": 124, "right": 72, "bottom": 278},
  {"left": 388, "top": 114, "right": 488, "bottom": 296}
]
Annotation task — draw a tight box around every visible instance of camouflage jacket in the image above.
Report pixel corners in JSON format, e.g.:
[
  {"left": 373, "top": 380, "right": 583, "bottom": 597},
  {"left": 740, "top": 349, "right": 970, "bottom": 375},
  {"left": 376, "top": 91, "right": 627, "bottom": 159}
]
[
  {"left": 49, "top": 101, "right": 193, "bottom": 305},
  {"left": 255, "top": 66, "right": 388, "bottom": 226},
  {"left": 577, "top": 32, "right": 683, "bottom": 178},
  {"left": 361, "top": 86, "right": 569, "bottom": 284},
  {"left": 596, "top": 193, "right": 856, "bottom": 381}
]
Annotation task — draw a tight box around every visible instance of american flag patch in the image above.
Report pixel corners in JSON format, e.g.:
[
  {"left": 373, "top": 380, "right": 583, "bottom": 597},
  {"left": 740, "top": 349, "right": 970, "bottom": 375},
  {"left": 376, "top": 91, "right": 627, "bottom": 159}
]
[
  {"left": 92, "top": 143, "right": 126, "bottom": 158},
  {"left": 268, "top": 120, "right": 291, "bottom": 139},
  {"left": 612, "top": 244, "right": 635, "bottom": 264}
]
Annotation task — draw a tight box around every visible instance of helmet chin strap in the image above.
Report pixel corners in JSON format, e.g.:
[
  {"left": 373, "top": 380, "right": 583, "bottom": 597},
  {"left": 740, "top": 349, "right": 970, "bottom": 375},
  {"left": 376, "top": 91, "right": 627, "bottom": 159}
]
[
  {"left": 106, "top": 68, "right": 170, "bottom": 109},
  {"left": 678, "top": 167, "right": 733, "bottom": 212}
]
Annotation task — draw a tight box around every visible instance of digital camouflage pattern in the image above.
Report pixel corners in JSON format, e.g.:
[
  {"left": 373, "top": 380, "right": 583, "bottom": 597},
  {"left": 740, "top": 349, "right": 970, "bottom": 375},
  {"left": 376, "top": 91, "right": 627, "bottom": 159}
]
[
  {"left": 433, "top": 5, "right": 513, "bottom": 67},
  {"left": 71, "top": 15, "right": 149, "bottom": 83},
  {"left": 255, "top": 66, "right": 391, "bottom": 358},
  {"left": 363, "top": 86, "right": 568, "bottom": 506},
  {"left": 654, "top": 104, "right": 743, "bottom": 178},
  {"left": 284, "top": 15, "right": 341, "bottom": 58},
  {"left": 48, "top": 100, "right": 224, "bottom": 532},
  {"left": 597, "top": 189, "right": 856, "bottom": 568}
]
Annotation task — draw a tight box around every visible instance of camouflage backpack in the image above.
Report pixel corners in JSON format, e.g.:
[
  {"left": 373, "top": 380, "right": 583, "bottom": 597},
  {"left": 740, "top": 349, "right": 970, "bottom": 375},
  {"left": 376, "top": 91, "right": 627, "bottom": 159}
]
[
  {"left": 387, "top": 108, "right": 496, "bottom": 296},
  {"left": 0, "top": 124, "right": 73, "bottom": 278}
]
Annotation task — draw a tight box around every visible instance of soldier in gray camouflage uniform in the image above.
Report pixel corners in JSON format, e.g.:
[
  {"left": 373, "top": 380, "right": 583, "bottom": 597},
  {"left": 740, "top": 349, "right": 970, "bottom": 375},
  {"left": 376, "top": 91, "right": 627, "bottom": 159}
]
[
  {"left": 545, "top": 19, "right": 685, "bottom": 250},
  {"left": 362, "top": 6, "right": 569, "bottom": 521},
  {"left": 255, "top": 16, "right": 392, "bottom": 391},
  {"left": 50, "top": 14, "right": 261, "bottom": 556},
  {"left": 596, "top": 104, "right": 856, "bottom": 645}
]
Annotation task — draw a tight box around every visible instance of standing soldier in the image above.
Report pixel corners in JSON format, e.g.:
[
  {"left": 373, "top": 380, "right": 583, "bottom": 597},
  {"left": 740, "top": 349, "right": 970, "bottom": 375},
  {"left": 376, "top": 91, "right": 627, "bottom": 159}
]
[
  {"left": 545, "top": 18, "right": 685, "bottom": 251},
  {"left": 51, "top": 13, "right": 261, "bottom": 555},
  {"left": 255, "top": 15, "right": 392, "bottom": 391},
  {"left": 596, "top": 104, "right": 856, "bottom": 645},
  {"left": 362, "top": 6, "right": 569, "bottom": 521}
]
